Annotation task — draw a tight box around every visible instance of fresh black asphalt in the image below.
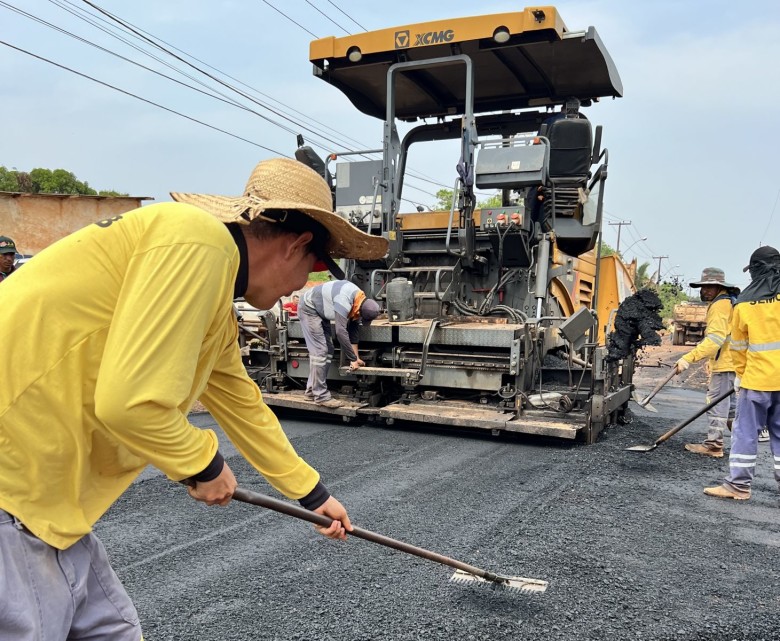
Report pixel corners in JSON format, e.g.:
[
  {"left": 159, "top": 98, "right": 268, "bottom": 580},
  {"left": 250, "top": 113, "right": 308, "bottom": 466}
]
[{"left": 97, "top": 388, "right": 780, "bottom": 641}]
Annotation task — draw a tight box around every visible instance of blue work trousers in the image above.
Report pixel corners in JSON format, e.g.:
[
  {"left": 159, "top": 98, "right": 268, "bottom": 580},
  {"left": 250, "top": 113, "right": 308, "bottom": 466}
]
[{"left": 724, "top": 389, "right": 780, "bottom": 493}]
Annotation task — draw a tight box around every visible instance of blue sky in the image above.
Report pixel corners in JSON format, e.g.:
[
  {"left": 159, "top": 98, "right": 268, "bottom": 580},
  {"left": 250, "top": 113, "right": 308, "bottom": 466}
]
[{"left": 2, "top": 0, "right": 779, "bottom": 288}]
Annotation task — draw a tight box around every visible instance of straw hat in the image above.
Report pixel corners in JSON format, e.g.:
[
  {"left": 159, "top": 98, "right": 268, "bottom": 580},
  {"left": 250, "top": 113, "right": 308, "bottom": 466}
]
[{"left": 170, "top": 157, "right": 387, "bottom": 260}]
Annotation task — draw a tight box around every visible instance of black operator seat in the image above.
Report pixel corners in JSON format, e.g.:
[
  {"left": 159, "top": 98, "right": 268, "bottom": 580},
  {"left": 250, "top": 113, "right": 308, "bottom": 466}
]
[{"left": 541, "top": 115, "right": 593, "bottom": 181}]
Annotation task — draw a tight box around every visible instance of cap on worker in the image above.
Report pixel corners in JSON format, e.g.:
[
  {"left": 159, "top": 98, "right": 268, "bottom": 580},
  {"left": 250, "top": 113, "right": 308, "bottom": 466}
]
[
  {"left": 360, "top": 298, "right": 381, "bottom": 326},
  {"left": 170, "top": 157, "right": 388, "bottom": 264},
  {"left": 743, "top": 245, "right": 780, "bottom": 272},
  {"left": 689, "top": 267, "right": 735, "bottom": 289},
  {"left": 0, "top": 236, "right": 16, "bottom": 255}
]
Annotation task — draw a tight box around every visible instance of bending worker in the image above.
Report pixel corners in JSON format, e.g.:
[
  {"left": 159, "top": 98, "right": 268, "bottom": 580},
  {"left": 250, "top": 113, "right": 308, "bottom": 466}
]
[
  {"left": 705, "top": 246, "right": 780, "bottom": 500},
  {"left": 0, "top": 158, "right": 387, "bottom": 640},
  {"left": 299, "top": 280, "right": 381, "bottom": 408},
  {"left": 675, "top": 267, "right": 739, "bottom": 458}
]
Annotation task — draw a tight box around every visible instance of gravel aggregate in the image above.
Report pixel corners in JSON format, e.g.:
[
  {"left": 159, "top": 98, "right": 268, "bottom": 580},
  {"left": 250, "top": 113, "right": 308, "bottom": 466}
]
[{"left": 97, "top": 386, "right": 780, "bottom": 641}]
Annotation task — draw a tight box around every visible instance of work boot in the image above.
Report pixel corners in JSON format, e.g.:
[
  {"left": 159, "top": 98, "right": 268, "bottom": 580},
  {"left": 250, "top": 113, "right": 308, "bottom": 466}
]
[
  {"left": 684, "top": 443, "right": 724, "bottom": 458},
  {"left": 303, "top": 390, "right": 314, "bottom": 401},
  {"left": 759, "top": 428, "right": 770, "bottom": 443},
  {"left": 316, "top": 398, "right": 343, "bottom": 409},
  {"left": 703, "top": 484, "right": 750, "bottom": 500}
]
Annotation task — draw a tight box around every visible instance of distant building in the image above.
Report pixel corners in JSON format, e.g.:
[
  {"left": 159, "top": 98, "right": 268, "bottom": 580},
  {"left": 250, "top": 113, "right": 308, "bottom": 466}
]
[{"left": 0, "top": 191, "right": 152, "bottom": 255}]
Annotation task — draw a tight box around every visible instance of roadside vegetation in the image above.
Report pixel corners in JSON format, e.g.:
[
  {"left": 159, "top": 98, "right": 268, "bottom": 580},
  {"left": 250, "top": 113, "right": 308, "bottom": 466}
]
[{"left": 0, "top": 165, "right": 128, "bottom": 196}]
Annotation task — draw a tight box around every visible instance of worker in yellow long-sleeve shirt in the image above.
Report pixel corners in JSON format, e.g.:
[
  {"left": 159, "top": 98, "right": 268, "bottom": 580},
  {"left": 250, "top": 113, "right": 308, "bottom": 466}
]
[
  {"left": 675, "top": 267, "right": 739, "bottom": 458},
  {"left": 0, "top": 158, "right": 387, "bottom": 640},
  {"left": 705, "top": 246, "right": 780, "bottom": 500}
]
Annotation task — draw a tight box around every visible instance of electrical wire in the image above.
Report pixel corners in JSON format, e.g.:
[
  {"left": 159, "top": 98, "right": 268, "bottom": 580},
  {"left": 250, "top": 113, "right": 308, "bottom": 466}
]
[
  {"left": 760, "top": 187, "right": 780, "bottom": 245},
  {"left": 303, "top": 0, "right": 351, "bottom": 35},
  {"left": 2, "top": 0, "right": 315, "bottom": 139},
  {"left": 23, "top": 1, "right": 562, "bottom": 208},
  {"left": 256, "top": 0, "right": 319, "bottom": 38},
  {"left": 80, "top": 0, "right": 362, "bottom": 153},
  {"left": 67, "top": 0, "right": 486, "bottom": 198},
  {"left": 0, "top": 39, "right": 287, "bottom": 155},
  {"left": 55, "top": 0, "right": 370, "bottom": 153},
  {"left": 324, "top": 0, "right": 367, "bottom": 31}
]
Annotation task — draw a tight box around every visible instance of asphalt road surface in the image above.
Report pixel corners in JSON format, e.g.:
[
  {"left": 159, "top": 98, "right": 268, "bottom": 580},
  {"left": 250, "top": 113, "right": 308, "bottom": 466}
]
[{"left": 99, "top": 382, "right": 780, "bottom": 641}]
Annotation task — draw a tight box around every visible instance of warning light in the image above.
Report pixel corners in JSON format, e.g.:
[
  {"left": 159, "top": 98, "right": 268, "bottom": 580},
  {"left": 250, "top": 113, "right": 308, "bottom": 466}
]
[{"left": 291, "top": 360, "right": 299, "bottom": 368}]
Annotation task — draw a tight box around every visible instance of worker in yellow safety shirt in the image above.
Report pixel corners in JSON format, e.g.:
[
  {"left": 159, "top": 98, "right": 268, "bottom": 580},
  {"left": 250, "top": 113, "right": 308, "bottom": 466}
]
[
  {"left": 675, "top": 267, "right": 740, "bottom": 458},
  {"left": 0, "top": 158, "right": 387, "bottom": 640},
  {"left": 704, "top": 246, "right": 780, "bottom": 500}
]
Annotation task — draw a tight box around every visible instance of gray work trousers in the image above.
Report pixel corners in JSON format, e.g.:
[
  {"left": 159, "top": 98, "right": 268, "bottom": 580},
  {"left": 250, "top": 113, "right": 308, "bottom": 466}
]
[
  {"left": 724, "top": 389, "right": 780, "bottom": 493},
  {"left": 704, "top": 371, "right": 737, "bottom": 449},
  {"left": 0, "top": 508, "right": 142, "bottom": 640},
  {"left": 298, "top": 306, "right": 334, "bottom": 402}
]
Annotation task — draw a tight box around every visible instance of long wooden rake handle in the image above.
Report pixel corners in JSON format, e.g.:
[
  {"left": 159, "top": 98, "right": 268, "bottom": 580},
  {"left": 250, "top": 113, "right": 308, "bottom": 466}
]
[
  {"left": 231, "top": 487, "right": 505, "bottom": 583},
  {"left": 653, "top": 387, "right": 735, "bottom": 445},
  {"left": 639, "top": 367, "right": 677, "bottom": 406}
]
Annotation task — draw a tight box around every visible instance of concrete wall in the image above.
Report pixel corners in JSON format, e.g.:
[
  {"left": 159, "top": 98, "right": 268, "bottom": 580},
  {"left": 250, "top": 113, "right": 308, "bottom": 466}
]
[{"left": 0, "top": 192, "right": 151, "bottom": 255}]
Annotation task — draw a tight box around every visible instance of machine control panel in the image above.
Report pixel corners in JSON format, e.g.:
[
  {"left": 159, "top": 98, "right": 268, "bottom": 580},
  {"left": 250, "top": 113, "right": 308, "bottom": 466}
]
[{"left": 480, "top": 207, "right": 530, "bottom": 233}]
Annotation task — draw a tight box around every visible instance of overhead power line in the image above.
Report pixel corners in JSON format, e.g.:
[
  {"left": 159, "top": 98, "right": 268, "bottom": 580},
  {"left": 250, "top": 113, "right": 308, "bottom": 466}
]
[
  {"left": 80, "top": 0, "right": 474, "bottom": 192},
  {"left": 257, "top": 0, "right": 318, "bottom": 38},
  {"left": 80, "top": 0, "right": 356, "bottom": 152},
  {"left": 324, "top": 0, "right": 367, "bottom": 31},
  {"left": 8, "top": 0, "right": 486, "bottom": 205},
  {"left": 11, "top": 0, "right": 368, "bottom": 157},
  {"left": 74, "top": 0, "right": 464, "bottom": 196},
  {"left": 54, "top": 0, "right": 367, "bottom": 153},
  {"left": 1, "top": 1, "right": 294, "bottom": 127},
  {"left": 303, "top": 0, "right": 351, "bottom": 35},
  {"left": 0, "top": 39, "right": 287, "bottom": 156},
  {"left": 760, "top": 187, "right": 780, "bottom": 245}
]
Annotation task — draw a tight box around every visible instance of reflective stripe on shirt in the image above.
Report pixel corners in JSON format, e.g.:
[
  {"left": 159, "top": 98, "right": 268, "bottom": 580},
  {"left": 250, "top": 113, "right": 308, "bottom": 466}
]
[{"left": 748, "top": 341, "right": 780, "bottom": 352}]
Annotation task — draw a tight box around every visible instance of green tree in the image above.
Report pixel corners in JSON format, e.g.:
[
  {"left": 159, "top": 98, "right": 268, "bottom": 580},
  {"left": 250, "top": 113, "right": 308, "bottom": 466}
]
[
  {"left": 598, "top": 240, "right": 616, "bottom": 257},
  {"left": 435, "top": 188, "right": 509, "bottom": 210},
  {"left": 633, "top": 262, "right": 651, "bottom": 288},
  {"left": 0, "top": 165, "right": 128, "bottom": 196},
  {"left": 0, "top": 166, "right": 20, "bottom": 191},
  {"left": 435, "top": 188, "right": 454, "bottom": 211},
  {"left": 657, "top": 279, "right": 692, "bottom": 319},
  {"left": 29, "top": 168, "right": 97, "bottom": 195},
  {"left": 477, "top": 193, "right": 502, "bottom": 209}
]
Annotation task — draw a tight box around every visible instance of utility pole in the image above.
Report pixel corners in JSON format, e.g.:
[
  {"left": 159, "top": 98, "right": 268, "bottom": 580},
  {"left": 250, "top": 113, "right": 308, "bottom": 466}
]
[
  {"left": 652, "top": 255, "right": 669, "bottom": 284},
  {"left": 608, "top": 220, "right": 631, "bottom": 252}
]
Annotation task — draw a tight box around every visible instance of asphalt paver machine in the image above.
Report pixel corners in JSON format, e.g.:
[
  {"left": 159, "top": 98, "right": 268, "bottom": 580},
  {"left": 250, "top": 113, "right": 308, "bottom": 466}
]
[{"left": 249, "top": 6, "right": 635, "bottom": 442}]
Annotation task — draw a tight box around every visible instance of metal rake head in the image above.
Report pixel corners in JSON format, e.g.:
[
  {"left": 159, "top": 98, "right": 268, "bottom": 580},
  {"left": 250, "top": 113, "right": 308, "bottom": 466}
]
[{"left": 449, "top": 569, "right": 549, "bottom": 594}]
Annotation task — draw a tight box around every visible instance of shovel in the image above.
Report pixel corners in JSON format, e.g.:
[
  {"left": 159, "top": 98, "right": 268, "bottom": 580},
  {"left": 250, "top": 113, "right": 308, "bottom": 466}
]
[
  {"left": 625, "top": 387, "right": 735, "bottom": 452},
  {"left": 190, "top": 485, "right": 548, "bottom": 593},
  {"left": 632, "top": 367, "right": 678, "bottom": 413}
]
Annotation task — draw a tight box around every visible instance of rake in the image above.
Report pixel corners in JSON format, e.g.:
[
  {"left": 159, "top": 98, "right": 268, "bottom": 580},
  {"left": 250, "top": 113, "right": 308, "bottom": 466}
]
[
  {"left": 221, "top": 486, "right": 548, "bottom": 594},
  {"left": 626, "top": 387, "right": 735, "bottom": 452}
]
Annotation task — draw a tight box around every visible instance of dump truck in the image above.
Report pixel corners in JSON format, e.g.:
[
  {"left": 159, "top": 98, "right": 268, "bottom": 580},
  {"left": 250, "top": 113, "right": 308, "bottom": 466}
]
[
  {"left": 672, "top": 302, "right": 707, "bottom": 345},
  {"left": 245, "top": 6, "right": 635, "bottom": 443}
]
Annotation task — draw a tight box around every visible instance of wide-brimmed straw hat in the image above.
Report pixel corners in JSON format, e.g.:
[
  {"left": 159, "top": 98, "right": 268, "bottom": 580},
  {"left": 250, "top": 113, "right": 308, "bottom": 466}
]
[
  {"left": 170, "top": 157, "right": 387, "bottom": 261},
  {"left": 689, "top": 267, "right": 736, "bottom": 289}
]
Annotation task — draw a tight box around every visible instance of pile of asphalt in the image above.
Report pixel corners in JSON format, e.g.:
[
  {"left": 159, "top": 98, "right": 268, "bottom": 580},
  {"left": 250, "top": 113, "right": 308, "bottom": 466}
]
[
  {"left": 607, "top": 289, "right": 664, "bottom": 362},
  {"left": 98, "top": 401, "right": 780, "bottom": 641}
]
